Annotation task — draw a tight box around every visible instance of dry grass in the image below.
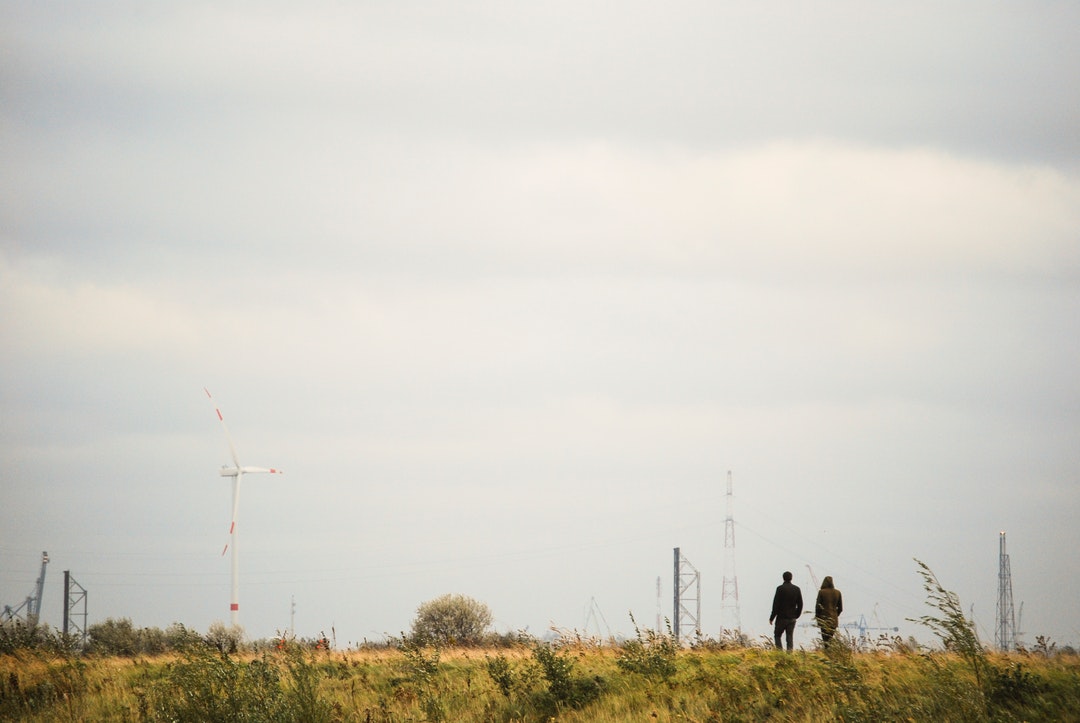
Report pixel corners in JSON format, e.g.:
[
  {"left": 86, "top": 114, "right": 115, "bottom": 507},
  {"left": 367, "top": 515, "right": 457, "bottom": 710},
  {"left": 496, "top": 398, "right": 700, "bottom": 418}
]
[{"left": 2, "top": 644, "right": 1079, "bottom": 722}]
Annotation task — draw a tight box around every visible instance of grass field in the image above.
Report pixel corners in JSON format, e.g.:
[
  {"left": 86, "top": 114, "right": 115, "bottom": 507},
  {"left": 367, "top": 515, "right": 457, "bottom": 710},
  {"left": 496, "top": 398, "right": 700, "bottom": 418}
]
[{"left": 2, "top": 635, "right": 1079, "bottom": 722}]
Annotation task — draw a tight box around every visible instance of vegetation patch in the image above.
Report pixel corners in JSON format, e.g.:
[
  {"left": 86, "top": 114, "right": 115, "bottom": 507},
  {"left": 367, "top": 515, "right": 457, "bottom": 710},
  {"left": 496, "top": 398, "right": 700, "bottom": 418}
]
[{"left": 2, "top": 570, "right": 1079, "bottom": 721}]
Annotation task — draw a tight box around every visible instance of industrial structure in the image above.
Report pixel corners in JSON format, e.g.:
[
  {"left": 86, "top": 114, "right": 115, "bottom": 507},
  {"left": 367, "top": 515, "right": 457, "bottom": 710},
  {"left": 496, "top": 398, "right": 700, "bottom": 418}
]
[
  {"left": 583, "top": 597, "right": 612, "bottom": 639},
  {"left": 841, "top": 613, "right": 899, "bottom": 643},
  {"left": 1, "top": 551, "right": 49, "bottom": 627},
  {"left": 996, "top": 531, "right": 1017, "bottom": 651},
  {"left": 719, "top": 470, "right": 741, "bottom": 635},
  {"left": 63, "top": 570, "right": 89, "bottom": 646},
  {"left": 673, "top": 547, "right": 701, "bottom": 642}
]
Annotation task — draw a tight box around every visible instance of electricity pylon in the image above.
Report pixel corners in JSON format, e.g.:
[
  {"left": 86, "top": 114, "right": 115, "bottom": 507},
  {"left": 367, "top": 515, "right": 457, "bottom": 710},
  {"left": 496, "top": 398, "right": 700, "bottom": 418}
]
[
  {"left": 995, "top": 531, "right": 1016, "bottom": 651},
  {"left": 720, "top": 470, "right": 741, "bottom": 636}
]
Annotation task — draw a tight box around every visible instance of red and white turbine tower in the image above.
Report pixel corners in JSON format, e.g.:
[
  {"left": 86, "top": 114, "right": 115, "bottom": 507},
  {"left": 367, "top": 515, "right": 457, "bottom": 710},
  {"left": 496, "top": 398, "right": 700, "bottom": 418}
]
[{"left": 205, "top": 389, "right": 281, "bottom": 628}]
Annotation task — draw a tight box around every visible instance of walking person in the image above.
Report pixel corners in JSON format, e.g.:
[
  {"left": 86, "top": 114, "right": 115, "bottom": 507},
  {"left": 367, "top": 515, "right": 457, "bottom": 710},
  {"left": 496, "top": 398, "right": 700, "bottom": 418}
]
[
  {"left": 769, "top": 571, "right": 803, "bottom": 651},
  {"left": 815, "top": 575, "right": 843, "bottom": 648}
]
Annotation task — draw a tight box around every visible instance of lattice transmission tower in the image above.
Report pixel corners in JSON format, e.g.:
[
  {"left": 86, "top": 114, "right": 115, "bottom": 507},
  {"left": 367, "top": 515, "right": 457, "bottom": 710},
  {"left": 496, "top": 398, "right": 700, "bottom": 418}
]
[
  {"left": 673, "top": 547, "right": 700, "bottom": 642},
  {"left": 996, "top": 531, "right": 1016, "bottom": 651},
  {"left": 720, "top": 470, "right": 741, "bottom": 636},
  {"left": 63, "top": 570, "right": 88, "bottom": 647}
]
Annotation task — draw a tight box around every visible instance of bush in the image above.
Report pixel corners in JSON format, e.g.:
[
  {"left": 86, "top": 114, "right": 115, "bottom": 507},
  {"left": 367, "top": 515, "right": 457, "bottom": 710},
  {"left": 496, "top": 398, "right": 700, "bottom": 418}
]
[
  {"left": 165, "top": 623, "right": 205, "bottom": 651},
  {"left": 531, "top": 640, "right": 606, "bottom": 712},
  {"left": 616, "top": 614, "right": 678, "bottom": 680},
  {"left": 143, "top": 645, "right": 286, "bottom": 722},
  {"left": 988, "top": 661, "right": 1045, "bottom": 709},
  {"left": 141, "top": 643, "right": 333, "bottom": 723},
  {"left": 0, "top": 621, "right": 76, "bottom": 655},
  {"left": 87, "top": 618, "right": 227, "bottom": 657},
  {"left": 87, "top": 618, "right": 143, "bottom": 656},
  {"left": 484, "top": 653, "right": 515, "bottom": 698},
  {"left": 205, "top": 621, "right": 243, "bottom": 653},
  {"left": 410, "top": 594, "right": 493, "bottom": 646}
]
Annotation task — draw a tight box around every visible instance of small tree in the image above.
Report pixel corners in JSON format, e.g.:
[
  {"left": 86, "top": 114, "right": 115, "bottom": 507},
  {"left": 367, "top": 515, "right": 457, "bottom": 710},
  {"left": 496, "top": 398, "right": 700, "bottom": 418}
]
[
  {"left": 410, "top": 593, "right": 493, "bottom": 646},
  {"left": 166, "top": 622, "right": 205, "bottom": 651},
  {"left": 87, "top": 617, "right": 140, "bottom": 656},
  {"left": 206, "top": 621, "right": 244, "bottom": 653}
]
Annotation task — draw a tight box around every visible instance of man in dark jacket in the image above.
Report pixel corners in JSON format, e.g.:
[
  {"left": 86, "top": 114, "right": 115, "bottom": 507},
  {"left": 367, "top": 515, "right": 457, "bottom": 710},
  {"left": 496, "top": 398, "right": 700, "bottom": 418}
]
[
  {"left": 815, "top": 575, "right": 843, "bottom": 647},
  {"left": 769, "top": 571, "right": 803, "bottom": 651}
]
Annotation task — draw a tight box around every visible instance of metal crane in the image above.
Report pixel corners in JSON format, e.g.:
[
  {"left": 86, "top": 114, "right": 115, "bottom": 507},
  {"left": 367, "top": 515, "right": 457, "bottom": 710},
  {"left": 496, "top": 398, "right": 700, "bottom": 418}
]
[
  {"left": 1, "top": 551, "right": 50, "bottom": 626},
  {"left": 841, "top": 612, "right": 899, "bottom": 642}
]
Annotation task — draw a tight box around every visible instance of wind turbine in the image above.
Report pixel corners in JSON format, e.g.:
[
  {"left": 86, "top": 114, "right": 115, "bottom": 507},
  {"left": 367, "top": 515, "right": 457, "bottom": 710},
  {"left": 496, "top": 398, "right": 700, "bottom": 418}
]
[{"left": 205, "top": 388, "right": 282, "bottom": 628}]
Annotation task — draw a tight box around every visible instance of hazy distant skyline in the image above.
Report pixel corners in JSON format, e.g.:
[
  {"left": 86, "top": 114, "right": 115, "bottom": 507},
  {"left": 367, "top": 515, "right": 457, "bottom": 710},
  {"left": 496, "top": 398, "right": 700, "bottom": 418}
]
[{"left": 2, "top": 2, "right": 1078, "bottom": 648}]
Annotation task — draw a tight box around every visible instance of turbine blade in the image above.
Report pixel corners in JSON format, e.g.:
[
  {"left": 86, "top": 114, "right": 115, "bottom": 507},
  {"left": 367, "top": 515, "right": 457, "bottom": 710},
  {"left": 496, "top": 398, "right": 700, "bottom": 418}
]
[
  {"left": 205, "top": 388, "right": 241, "bottom": 468},
  {"left": 221, "top": 543, "right": 229, "bottom": 557},
  {"left": 239, "top": 466, "right": 283, "bottom": 475}
]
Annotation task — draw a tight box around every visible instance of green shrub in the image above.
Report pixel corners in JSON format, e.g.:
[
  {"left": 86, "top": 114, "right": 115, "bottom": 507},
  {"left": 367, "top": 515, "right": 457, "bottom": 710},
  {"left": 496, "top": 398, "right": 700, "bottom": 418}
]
[
  {"left": 398, "top": 636, "right": 440, "bottom": 684},
  {"left": 395, "top": 635, "right": 445, "bottom": 722},
  {"left": 86, "top": 618, "right": 172, "bottom": 657},
  {"left": 616, "top": 614, "right": 678, "bottom": 681},
  {"left": 142, "top": 645, "right": 282, "bottom": 722},
  {"left": 86, "top": 618, "right": 140, "bottom": 656},
  {"left": 0, "top": 621, "right": 75, "bottom": 655},
  {"left": 484, "top": 653, "right": 515, "bottom": 698},
  {"left": 279, "top": 648, "right": 334, "bottom": 723},
  {"left": 988, "top": 661, "right": 1045, "bottom": 710},
  {"left": 141, "top": 643, "right": 333, "bottom": 723},
  {"left": 531, "top": 640, "right": 605, "bottom": 712},
  {"left": 165, "top": 623, "right": 205, "bottom": 652}
]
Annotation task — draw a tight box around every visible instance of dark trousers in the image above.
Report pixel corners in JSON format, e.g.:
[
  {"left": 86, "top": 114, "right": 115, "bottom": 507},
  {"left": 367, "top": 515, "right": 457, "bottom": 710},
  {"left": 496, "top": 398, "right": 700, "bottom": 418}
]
[{"left": 773, "top": 617, "right": 796, "bottom": 651}]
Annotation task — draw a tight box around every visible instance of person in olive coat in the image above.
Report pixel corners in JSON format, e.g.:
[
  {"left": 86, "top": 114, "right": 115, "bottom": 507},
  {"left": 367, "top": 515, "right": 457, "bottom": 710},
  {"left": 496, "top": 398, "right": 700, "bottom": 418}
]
[
  {"left": 815, "top": 575, "right": 843, "bottom": 647},
  {"left": 769, "top": 571, "right": 803, "bottom": 651}
]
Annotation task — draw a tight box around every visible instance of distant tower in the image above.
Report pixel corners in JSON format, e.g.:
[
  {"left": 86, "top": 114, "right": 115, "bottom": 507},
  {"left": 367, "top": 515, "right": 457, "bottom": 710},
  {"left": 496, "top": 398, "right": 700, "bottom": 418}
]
[
  {"left": 62, "top": 570, "right": 88, "bottom": 647},
  {"left": 996, "top": 531, "right": 1017, "bottom": 651},
  {"left": 583, "top": 597, "right": 612, "bottom": 639},
  {"left": 673, "top": 547, "right": 701, "bottom": 642},
  {"left": 720, "top": 470, "right": 742, "bottom": 635}
]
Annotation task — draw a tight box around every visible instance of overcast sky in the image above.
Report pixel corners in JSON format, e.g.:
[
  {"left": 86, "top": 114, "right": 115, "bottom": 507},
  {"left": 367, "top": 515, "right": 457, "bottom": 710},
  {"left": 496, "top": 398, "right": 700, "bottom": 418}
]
[{"left": 2, "top": 2, "right": 1079, "bottom": 649}]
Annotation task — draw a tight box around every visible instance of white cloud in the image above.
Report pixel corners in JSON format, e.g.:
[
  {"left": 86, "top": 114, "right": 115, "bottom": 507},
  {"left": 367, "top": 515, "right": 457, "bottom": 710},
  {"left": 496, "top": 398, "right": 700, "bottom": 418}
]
[{"left": 2, "top": 2, "right": 1078, "bottom": 646}]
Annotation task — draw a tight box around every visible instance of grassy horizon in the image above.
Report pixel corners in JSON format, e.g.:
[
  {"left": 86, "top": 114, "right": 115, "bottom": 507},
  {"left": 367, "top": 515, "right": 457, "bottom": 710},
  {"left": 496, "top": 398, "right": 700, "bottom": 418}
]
[{"left": 3, "top": 636, "right": 1079, "bottom": 722}]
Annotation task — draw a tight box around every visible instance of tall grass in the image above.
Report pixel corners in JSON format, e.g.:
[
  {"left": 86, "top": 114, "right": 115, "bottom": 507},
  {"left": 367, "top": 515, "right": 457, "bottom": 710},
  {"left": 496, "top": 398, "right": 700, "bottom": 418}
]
[
  {"left": 3, "top": 638, "right": 1079, "bottom": 722},
  {"left": 1, "top": 558, "right": 1075, "bottom": 723}
]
